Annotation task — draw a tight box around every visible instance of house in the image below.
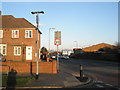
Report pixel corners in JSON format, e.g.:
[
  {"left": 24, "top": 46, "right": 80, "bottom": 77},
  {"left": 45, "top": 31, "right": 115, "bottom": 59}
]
[
  {"left": 83, "top": 43, "right": 116, "bottom": 52},
  {"left": 0, "top": 15, "right": 41, "bottom": 62}
]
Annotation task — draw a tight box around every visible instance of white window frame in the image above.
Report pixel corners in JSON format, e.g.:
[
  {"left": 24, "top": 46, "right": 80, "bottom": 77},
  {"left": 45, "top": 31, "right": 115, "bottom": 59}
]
[
  {"left": 14, "top": 47, "right": 21, "bottom": 56},
  {"left": 0, "top": 30, "right": 3, "bottom": 38},
  {"left": 12, "top": 30, "right": 19, "bottom": 38},
  {"left": 0, "top": 44, "right": 7, "bottom": 56},
  {"left": 25, "top": 30, "right": 33, "bottom": 38}
]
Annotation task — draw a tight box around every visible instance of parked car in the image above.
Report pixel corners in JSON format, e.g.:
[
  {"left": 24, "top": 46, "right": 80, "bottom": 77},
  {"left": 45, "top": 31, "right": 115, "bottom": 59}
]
[
  {"left": 0, "top": 53, "right": 6, "bottom": 62},
  {"left": 58, "top": 55, "right": 63, "bottom": 59},
  {"left": 63, "top": 55, "right": 69, "bottom": 60},
  {"left": 51, "top": 55, "right": 57, "bottom": 60}
]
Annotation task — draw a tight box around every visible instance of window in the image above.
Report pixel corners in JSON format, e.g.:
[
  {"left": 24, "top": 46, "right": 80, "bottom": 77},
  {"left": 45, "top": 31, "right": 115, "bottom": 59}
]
[
  {"left": 25, "top": 30, "right": 32, "bottom": 38},
  {"left": 0, "top": 44, "right": 7, "bottom": 55},
  {"left": 12, "top": 30, "right": 19, "bottom": 38},
  {"left": 14, "top": 47, "right": 21, "bottom": 56},
  {"left": 0, "top": 30, "right": 3, "bottom": 38}
]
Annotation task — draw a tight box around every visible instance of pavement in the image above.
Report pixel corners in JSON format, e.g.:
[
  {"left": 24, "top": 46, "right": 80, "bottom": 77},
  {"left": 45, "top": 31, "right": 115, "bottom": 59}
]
[
  {"left": 26, "top": 72, "right": 85, "bottom": 88},
  {"left": 2, "top": 71, "right": 91, "bottom": 89}
]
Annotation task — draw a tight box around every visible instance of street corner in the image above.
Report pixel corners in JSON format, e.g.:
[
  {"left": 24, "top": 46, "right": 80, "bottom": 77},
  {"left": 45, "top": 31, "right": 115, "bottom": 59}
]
[
  {"left": 71, "top": 74, "right": 93, "bottom": 88},
  {"left": 61, "top": 72, "right": 92, "bottom": 88},
  {"left": 76, "top": 76, "right": 89, "bottom": 82}
]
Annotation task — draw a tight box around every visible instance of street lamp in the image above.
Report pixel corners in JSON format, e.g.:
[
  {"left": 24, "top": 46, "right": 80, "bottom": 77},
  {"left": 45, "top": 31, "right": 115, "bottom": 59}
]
[
  {"left": 49, "top": 28, "right": 56, "bottom": 52},
  {"left": 74, "top": 41, "right": 78, "bottom": 48},
  {"left": 31, "top": 11, "right": 44, "bottom": 79}
]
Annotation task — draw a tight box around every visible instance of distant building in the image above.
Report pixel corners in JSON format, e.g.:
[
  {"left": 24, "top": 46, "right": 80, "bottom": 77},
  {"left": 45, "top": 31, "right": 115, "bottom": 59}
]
[
  {"left": 73, "top": 48, "right": 84, "bottom": 54},
  {"left": 62, "top": 49, "right": 73, "bottom": 56},
  {"left": 83, "top": 43, "right": 116, "bottom": 52}
]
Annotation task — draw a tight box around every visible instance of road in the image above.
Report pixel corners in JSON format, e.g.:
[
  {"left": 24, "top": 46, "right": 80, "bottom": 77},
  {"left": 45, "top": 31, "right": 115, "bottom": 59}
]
[{"left": 59, "top": 58, "right": 120, "bottom": 89}]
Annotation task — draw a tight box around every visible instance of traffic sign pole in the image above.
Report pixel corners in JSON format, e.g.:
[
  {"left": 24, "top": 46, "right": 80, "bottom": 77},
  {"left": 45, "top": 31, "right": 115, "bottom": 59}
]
[
  {"left": 54, "top": 31, "right": 61, "bottom": 72},
  {"left": 57, "top": 45, "right": 59, "bottom": 72}
]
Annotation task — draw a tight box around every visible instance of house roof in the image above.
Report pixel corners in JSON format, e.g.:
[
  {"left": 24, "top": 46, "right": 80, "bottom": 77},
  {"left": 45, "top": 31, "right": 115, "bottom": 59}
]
[
  {"left": 0, "top": 15, "right": 42, "bottom": 34},
  {"left": 83, "top": 43, "right": 116, "bottom": 52}
]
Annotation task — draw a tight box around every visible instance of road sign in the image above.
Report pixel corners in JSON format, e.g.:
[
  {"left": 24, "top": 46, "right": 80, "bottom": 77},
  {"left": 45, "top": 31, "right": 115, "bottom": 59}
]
[
  {"left": 54, "top": 31, "right": 61, "bottom": 39},
  {"left": 54, "top": 39, "right": 61, "bottom": 46},
  {"left": 54, "top": 31, "right": 61, "bottom": 46}
]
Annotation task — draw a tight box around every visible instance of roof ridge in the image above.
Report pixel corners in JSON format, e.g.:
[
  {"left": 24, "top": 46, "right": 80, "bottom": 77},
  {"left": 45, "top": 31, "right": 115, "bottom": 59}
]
[
  {"left": 1, "top": 15, "right": 36, "bottom": 28},
  {"left": 2, "top": 15, "right": 14, "bottom": 17},
  {"left": 83, "top": 43, "right": 116, "bottom": 52}
]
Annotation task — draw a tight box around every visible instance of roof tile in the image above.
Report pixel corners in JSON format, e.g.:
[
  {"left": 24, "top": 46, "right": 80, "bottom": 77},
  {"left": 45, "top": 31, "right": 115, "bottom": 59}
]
[{"left": 1, "top": 15, "right": 35, "bottom": 28}]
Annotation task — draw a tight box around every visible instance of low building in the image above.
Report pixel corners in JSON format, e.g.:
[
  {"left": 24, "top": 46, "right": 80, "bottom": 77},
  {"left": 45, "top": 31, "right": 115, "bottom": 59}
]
[
  {"left": 83, "top": 43, "right": 116, "bottom": 52},
  {"left": 62, "top": 49, "right": 73, "bottom": 56}
]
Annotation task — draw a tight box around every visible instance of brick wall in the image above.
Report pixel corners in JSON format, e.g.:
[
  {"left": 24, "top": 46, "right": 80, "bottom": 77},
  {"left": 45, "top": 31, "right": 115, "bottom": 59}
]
[{"left": 0, "top": 60, "right": 57, "bottom": 74}]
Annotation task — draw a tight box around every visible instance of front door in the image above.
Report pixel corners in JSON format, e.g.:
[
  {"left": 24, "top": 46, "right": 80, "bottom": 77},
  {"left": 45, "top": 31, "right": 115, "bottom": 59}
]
[{"left": 26, "top": 46, "right": 32, "bottom": 60}]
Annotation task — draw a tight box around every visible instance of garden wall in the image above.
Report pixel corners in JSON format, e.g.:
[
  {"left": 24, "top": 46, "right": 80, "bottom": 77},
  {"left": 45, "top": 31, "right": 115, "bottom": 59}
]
[{"left": 0, "top": 60, "right": 57, "bottom": 74}]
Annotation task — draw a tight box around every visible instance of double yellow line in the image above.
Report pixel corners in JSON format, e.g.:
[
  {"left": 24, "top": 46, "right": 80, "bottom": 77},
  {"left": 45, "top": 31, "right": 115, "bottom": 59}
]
[{"left": 2, "top": 86, "right": 63, "bottom": 89}]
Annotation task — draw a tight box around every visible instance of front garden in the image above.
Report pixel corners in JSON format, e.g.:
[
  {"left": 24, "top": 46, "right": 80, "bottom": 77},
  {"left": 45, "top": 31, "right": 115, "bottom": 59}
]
[{"left": 2, "top": 74, "right": 35, "bottom": 87}]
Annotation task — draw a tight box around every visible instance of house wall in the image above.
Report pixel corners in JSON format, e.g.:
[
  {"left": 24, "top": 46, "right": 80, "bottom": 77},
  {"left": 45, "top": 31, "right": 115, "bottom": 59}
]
[
  {"left": 1, "top": 28, "right": 41, "bottom": 61},
  {"left": 0, "top": 60, "right": 57, "bottom": 74}
]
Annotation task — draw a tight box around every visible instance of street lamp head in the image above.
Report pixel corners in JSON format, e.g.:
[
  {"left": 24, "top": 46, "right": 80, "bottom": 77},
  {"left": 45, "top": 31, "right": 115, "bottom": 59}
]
[
  {"left": 31, "top": 11, "right": 44, "bottom": 14},
  {"left": 49, "top": 27, "right": 56, "bottom": 29}
]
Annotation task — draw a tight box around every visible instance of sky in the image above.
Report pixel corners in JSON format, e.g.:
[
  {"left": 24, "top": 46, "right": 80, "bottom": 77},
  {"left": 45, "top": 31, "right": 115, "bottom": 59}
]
[{"left": 1, "top": 1, "right": 118, "bottom": 51}]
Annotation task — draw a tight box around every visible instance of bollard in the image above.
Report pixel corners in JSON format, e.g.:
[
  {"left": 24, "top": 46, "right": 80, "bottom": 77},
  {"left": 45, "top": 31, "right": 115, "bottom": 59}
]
[
  {"left": 36, "top": 74, "right": 39, "bottom": 80},
  {"left": 80, "top": 64, "right": 83, "bottom": 79}
]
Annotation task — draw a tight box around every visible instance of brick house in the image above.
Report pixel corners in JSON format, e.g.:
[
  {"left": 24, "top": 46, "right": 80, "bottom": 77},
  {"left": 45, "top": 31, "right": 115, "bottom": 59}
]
[{"left": 0, "top": 15, "right": 41, "bottom": 62}]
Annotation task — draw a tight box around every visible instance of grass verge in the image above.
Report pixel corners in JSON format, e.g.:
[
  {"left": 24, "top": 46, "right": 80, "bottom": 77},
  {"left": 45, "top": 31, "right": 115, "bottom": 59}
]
[{"left": 2, "top": 74, "right": 35, "bottom": 87}]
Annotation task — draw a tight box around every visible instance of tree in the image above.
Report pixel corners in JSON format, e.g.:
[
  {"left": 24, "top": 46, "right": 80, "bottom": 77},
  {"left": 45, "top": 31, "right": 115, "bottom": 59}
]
[{"left": 40, "top": 47, "right": 48, "bottom": 53}]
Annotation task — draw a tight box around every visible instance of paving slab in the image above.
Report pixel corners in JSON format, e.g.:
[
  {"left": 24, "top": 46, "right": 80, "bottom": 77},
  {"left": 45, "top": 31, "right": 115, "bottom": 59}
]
[{"left": 25, "top": 72, "right": 82, "bottom": 88}]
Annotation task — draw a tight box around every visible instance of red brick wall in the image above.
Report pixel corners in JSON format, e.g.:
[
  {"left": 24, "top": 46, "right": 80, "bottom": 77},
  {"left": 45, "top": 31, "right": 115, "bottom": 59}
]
[
  {"left": 1, "top": 28, "right": 41, "bottom": 61},
  {"left": 0, "top": 60, "right": 57, "bottom": 74}
]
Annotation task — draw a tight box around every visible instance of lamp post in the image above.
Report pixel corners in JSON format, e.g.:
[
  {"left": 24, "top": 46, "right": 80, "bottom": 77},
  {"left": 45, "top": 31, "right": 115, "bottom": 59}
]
[
  {"left": 49, "top": 28, "right": 55, "bottom": 52},
  {"left": 31, "top": 11, "right": 44, "bottom": 79},
  {"left": 74, "top": 41, "right": 78, "bottom": 48}
]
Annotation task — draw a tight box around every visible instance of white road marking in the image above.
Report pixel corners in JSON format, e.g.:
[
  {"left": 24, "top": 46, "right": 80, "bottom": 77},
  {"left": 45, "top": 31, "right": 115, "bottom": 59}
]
[
  {"left": 96, "top": 84, "right": 104, "bottom": 88},
  {"left": 105, "top": 83, "right": 113, "bottom": 87},
  {"left": 96, "top": 81, "right": 104, "bottom": 83}
]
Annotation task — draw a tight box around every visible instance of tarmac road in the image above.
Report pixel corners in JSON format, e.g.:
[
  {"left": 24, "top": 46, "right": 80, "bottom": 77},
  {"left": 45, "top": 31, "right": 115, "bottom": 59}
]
[{"left": 59, "top": 58, "right": 119, "bottom": 89}]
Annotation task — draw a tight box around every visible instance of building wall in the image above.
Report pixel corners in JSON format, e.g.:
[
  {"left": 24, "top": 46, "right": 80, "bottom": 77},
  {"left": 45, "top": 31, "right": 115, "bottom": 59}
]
[
  {"left": 0, "top": 28, "right": 41, "bottom": 61},
  {"left": 62, "top": 50, "right": 73, "bottom": 56}
]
